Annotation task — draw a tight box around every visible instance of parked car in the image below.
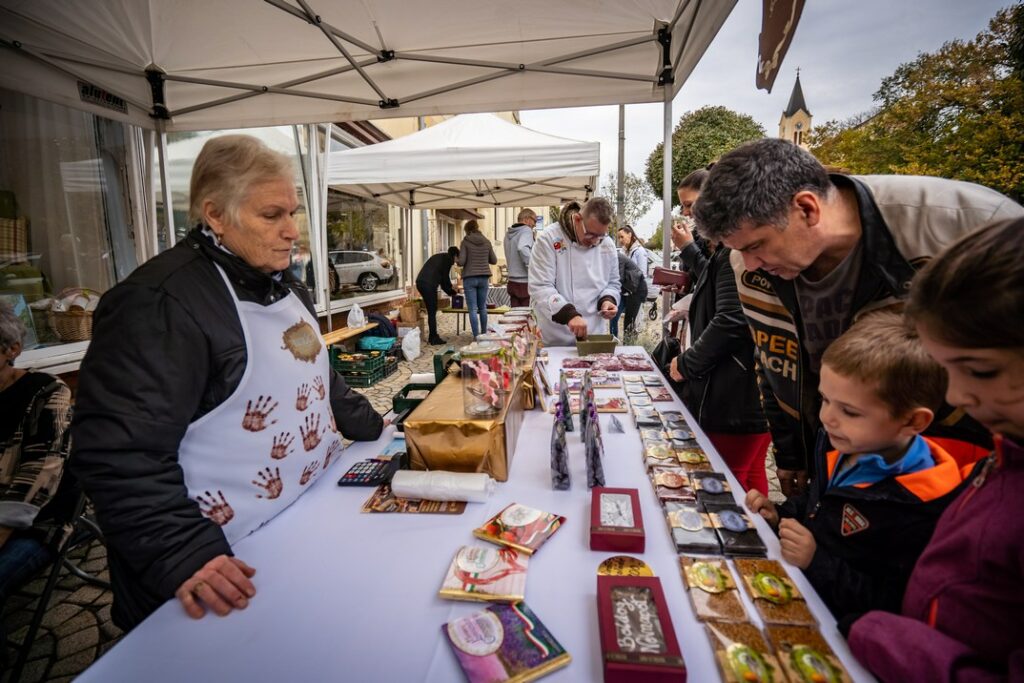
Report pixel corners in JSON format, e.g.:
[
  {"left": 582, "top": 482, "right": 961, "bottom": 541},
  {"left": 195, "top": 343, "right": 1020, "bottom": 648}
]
[{"left": 328, "top": 250, "right": 394, "bottom": 292}]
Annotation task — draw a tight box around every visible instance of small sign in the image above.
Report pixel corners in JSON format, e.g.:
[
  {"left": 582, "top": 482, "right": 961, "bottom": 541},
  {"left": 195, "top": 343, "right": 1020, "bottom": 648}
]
[{"left": 78, "top": 81, "right": 127, "bottom": 115}]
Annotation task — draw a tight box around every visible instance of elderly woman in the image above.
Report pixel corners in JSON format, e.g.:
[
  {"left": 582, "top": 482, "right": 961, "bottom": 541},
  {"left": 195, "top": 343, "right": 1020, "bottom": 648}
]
[
  {"left": 0, "top": 302, "right": 72, "bottom": 661},
  {"left": 72, "top": 135, "right": 383, "bottom": 631}
]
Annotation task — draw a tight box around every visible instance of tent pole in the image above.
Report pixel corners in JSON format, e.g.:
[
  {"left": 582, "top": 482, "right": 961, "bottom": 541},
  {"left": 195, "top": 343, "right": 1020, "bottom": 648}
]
[
  {"left": 418, "top": 117, "right": 430, "bottom": 267},
  {"left": 317, "top": 123, "right": 334, "bottom": 332},
  {"left": 143, "top": 129, "right": 160, "bottom": 261},
  {"left": 156, "top": 125, "right": 175, "bottom": 248},
  {"left": 661, "top": 80, "right": 672, "bottom": 318},
  {"left": 617, "top": 104, "right": 625, "bottom": 226}
]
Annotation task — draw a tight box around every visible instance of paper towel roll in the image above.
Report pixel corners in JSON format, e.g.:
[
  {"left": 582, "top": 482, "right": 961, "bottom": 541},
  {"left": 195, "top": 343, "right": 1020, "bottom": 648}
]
[
  {"left": 390, "top": 471, "right": 495, "bottom": 503},
  {"left": 408, "top": 372, "right": 436, "bottom": 385}
]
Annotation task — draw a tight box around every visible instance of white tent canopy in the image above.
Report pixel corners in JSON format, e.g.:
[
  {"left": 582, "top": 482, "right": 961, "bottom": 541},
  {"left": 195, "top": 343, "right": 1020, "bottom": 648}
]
[
  {"left": 0, "top": 0, "right": 734, "bottom": 132},
  {"left": 326, "top": 113, "right": 599, "bottom": 209}
]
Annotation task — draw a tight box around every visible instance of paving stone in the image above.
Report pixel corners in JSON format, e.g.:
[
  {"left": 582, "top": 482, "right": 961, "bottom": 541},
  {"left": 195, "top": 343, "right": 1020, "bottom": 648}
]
[
  {"left": 20, "top": 578, "right": 48, "bottom": 597},
  {"left": 47, "top": 663, "right": 88, "bottom": 681},
  {"left": 93, "top": 590, "right": 113, "bottom": 606},
  {"left": 39, "top": 603, "right": 81, "bottom": 629},
  {"left": 65, "top": 585, "right": 106, "bottom": 606},
  {"left": 55, "top": 625, "right": 98, "bottom": 659},
  {"left": 54, "top": 610, "right": 96, "bottom": 638},
  {"left": 17, "top": 656, "right": 51, "bottom": 683},
  {"left": 27, "top": 631, "right": 56, "bottom": 661},
  {"left": 81, "top": 559, "right": 107, "bottom": 574}
]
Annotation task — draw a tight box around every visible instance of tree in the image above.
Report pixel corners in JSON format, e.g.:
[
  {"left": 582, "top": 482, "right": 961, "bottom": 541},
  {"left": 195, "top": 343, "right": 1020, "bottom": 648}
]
[
  {"left": 599, "top": 172, "right": 655, "bottom": 228},
  {"left": 644, "top": 105, "right": 765, "bottom": 205},
  {"left": 809, "top": 7, "right": 1024, "bottom": 202}
]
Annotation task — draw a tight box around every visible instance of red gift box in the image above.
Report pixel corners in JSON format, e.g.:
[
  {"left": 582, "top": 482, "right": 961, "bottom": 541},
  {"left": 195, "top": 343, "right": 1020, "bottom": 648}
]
[
  {"left": 597, "top": 575, "right": 687, "bottom": 682},
  {"left": 590, "top": 487, "right": 645, "bottom": 553}
]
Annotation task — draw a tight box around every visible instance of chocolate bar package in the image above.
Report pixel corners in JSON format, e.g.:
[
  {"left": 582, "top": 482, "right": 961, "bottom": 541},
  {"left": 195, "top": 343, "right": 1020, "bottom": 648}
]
[
  {"left": 674, "top": 448, "right": 713, "bottom": 473},
  {"left": 704, "top": 502, "right": 767, "bottom": 557},
  {"left": 734, "top": 559, "right": 817, "bottom": 626},
  {"left": 550, "top": 408, "right": 570, "bottom": 491},
  {"left": 691, "top": 472, "right": 735, "bottom": 505},
  {"left": 439, "top": 545, "right": 529, "bottom": 603},
  {"left": 679, "top": 556, "right": 747, "bottom": 622},
  {"left": 590, "top": 487, "right": 645, "bottom": 553},
  {"left": 644, "top": 443, "right": 677, "bottom": 470},
  {"left": 474, "top": 503, "right": 565, "bottom": 555},
  {"left": 765, "top": 625, "right": 853, "bottom": 683},
  {"left": 664, "top": 501, "right": 721, "bottom": 554},
  {"left": 443, "top": 601, "right": 571, "bottom": 682},
  {"left": 705, "top": 621, "right": 785, "bottom": 683},
  {"left": 650, "top": 467, "right": 697, "bottom": 503},
  {"left": 596, "top": 575, "right": 686, "bottom": 682}
]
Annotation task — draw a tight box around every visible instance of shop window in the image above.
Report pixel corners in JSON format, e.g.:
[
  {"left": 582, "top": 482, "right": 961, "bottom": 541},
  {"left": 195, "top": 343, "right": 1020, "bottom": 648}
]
[
  {"left": 325, "top": 189, "right": 402, "bottom": 300},
  {"left": 0, "top": 88, "right": 136, "bottom": 351},
  {"left": 158, "top": 127, "right": 317, "bottom": 301}
]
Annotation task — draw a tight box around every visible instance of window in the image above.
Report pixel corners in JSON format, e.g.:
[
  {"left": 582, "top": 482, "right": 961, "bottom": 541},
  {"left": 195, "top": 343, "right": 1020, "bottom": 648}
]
[
  {"left": 0, "top": 87, "right": 137, "bottom": 356},
  {"left": 158, "top": 126, "right": 318, "bottom": 301},
  {"left": 325, "top": 189, "right": 402, "bottom": 299}
]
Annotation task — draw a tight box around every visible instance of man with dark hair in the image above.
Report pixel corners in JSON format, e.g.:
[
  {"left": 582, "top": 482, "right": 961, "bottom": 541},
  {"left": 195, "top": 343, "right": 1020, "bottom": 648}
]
[
  {"left": 694, "top": 138, "right": 1023, "bottom": 495},
  {"left": 415, "top": 246, "right": 460, "bottom": 345}
]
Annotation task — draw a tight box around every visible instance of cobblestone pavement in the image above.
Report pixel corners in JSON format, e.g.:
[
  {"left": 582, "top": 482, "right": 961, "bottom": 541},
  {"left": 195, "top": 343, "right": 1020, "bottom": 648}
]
[{"left": 1, "top": 307, "right": 777, "bottom": 681}]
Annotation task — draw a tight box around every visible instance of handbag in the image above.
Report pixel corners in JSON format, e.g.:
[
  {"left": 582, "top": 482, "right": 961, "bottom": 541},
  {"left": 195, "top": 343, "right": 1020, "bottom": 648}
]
[{"left": 652, "top": 266, "right": 692, "bottom": 294}]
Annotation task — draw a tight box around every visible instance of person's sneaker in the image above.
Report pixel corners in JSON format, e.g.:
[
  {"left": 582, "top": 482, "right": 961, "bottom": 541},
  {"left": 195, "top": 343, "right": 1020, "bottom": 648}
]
[{"left": 428, "top": 336, "right": 447, "bottom": 345}]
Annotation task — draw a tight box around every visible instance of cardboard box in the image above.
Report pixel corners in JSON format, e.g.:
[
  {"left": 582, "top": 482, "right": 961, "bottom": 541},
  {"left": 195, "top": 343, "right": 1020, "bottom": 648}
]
[{"left": 590, "top": 487, "right": 645, "bottom": 553}]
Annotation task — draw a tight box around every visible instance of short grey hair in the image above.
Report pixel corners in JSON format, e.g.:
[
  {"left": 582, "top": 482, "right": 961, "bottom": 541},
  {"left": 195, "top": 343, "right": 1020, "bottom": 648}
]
[
  {"left": 693, "top": 139, "right": 833, "bottom": 241},
  {"left": 517, "top": 208, "right": 536, "bottom": 223},
  {"left": 188, "top": 134, "right": 296, "bottom": 226},
  {"left": 581, "top": 197, "right": 614, "bottom": 225},
  {"left": 0, "top": 301, "right": 27, "bottom": 352}
]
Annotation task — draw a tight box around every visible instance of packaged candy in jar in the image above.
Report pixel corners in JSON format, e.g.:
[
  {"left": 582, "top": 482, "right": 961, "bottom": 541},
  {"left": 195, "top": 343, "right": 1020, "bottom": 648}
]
[{"left": 461, "top": 342, "right": 504, "bottom": 417}]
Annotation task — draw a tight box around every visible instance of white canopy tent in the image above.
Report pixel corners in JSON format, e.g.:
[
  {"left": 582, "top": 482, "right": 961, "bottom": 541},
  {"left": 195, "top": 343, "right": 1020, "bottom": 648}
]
[
  {"left": 1, "top": 0, "right": 740, "bottom": 328},
  {"left": 326, "top": 113, "right": 600, "bottom": 209}
]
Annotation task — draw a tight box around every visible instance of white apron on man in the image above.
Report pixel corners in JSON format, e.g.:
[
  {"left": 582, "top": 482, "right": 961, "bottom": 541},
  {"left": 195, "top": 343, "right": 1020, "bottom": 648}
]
[{"left": 180, "top": 266, "right": 342, "bottom": 544}]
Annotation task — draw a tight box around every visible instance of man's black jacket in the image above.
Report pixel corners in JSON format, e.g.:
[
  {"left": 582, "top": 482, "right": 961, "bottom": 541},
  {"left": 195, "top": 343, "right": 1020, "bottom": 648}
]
[
  {"left": 71, "top": 228, "right": 383, "bottom": 630},
  {"left": 673, "top": 247, "right": 766, "bottom": 434},
  {"left": 415, "top": 252, "right": 457, "bottom": 297}
]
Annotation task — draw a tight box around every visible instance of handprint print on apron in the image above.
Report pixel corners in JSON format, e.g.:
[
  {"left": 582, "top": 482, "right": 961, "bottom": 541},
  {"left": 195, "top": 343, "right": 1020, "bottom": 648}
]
[{"left": 180, "top": 265, "right": 343, "bottom": 545}]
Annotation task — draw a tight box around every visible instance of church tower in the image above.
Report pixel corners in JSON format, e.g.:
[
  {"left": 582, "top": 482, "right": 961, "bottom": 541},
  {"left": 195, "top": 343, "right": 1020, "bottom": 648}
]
[{"left": 779, "top": 69, "right": 812, "bottom": 148}]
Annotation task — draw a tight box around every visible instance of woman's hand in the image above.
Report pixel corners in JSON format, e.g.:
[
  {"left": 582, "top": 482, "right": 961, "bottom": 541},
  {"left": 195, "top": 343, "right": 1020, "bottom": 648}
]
[
  {"left": 671, "top": 219, "right": 695, "bottom": 249},
  {"left": 175, "top": 554, "right": 257, "bottom": 619}
]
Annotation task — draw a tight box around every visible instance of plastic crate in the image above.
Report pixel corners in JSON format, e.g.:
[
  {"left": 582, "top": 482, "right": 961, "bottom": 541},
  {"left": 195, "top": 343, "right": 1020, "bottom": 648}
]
[
  {"left": 330, "top": 348, "right": 385, "bottom": 374},
  {"left": 341, "top": 366, "right": 385, "bottom": 387},
  {"left": 382, "top": 357, "right": 399, "bottom": 379},
  {"left": 392, "top": 382, "right": 434, "bottom": 413}
]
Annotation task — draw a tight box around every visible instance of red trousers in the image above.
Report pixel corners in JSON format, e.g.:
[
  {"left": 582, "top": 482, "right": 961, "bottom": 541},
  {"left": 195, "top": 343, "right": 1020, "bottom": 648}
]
[{"left": 706, "top": 431, "right": 771, "bottom": 496}]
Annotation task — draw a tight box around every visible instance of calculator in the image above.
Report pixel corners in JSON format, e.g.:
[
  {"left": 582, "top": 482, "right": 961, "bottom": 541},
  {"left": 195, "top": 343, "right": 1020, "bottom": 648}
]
[{"left": 337, "top": 455, "right": 403, "bottom": 487}]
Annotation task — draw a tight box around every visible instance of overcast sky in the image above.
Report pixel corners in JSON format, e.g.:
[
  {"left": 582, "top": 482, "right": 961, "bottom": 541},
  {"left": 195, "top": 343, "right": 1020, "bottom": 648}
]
[{"left": 520, "top": 0, "right": 1011, "bottom": 238}]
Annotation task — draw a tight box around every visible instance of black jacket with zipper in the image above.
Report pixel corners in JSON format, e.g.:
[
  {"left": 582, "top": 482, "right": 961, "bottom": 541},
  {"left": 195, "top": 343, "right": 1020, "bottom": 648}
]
[
  {"left": 71, "top": 227, "right": 383, "bottom": 630},
  {"left": 672, "top": 246, "right": 766, "bottom": 434},
  {"left": 777, "top": 431, "right": 971, "bottom": 621}
]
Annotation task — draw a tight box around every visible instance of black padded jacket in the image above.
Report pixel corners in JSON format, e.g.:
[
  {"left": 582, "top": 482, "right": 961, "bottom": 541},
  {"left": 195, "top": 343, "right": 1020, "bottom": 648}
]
[{"left": 71, "top": 228, "right": 383, "bottom": 630}]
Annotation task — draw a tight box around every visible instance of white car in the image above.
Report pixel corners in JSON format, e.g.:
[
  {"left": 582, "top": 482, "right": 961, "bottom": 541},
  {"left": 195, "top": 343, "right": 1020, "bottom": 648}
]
[{"left": 328, "top": 250, "right": 394, "bottom": 292}]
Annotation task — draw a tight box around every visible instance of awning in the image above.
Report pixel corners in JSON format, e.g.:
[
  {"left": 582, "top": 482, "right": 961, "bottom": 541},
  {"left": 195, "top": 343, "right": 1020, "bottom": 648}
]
[{"left": 326, "top": 113, "right": 599, "bottom": 208}]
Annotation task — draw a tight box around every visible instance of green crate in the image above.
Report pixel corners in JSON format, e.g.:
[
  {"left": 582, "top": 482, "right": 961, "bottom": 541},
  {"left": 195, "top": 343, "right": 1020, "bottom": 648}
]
[
  {"left": 392, "top": 382, "right": 435, "bottom": 414},
  {"left": 341, "top": 367, "right": 385, "bottom": 388},
  {"left": 330, "top": 348, "right": 385, "bottom": 374},
  {"left": 576, "top": 334, "right": 618, "bottom": 355}
]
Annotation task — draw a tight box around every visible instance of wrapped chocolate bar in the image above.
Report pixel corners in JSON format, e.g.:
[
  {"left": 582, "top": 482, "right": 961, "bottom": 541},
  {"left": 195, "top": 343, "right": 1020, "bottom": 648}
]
[
  {"left": 561, "top": 357, "right": 593, "bottom": 369},
  {"left": 705, "top": 621, "right": 785, "bottom": 683},
  {"left": 692, "top": 472, "right": 735, "bottom": 505},
  {"left": 590, "top": 488, "right": 645, "bottom": 553},
  {"left": 734, "top": 559, "right": 817, "bottom": 626},
  {"left": 629, "top": 396, "right": 653, "bottom": 409},
  {"left": 439, "top": 545, "right": 529, "bottom": 602},
  {"left": 443, "top": 602, "right": 571, "bottom": 682},
  {"left": 474, "top": 503, "right": 565, "bottom": 555},
  {"left": 674, "top": 447, "right": 713, "bottom": 472},
  {"left": 704, "top": 503, "right": 767, "bottom": 557},
  {"left": 640, "top": 373, "right": 663, "bottom": 386},
  {"left": 679, "top": 556, "right": 747, "bottom": 622},
  {"left": 650, "top": 467, "right": 696, "bottom": 503},
  {"left": 641, "top": 428, "right": 667, "bottom": 442},
  {"left": 625, "top": 383, "right": 648, "bottom": 396},
  {"left": 765, "top": 625, "right": 853, "bottom": 683},
  {"left": 664, "top": 501, "right": 721, "bottom": 554},
  {"left": 633, "top": 408, "right": 664, "bottom": 429},
  {"left": 585, "top": 405, "right": 606, "bottom": 488},
  {"left": 643, "top": 443, "right": 677, "bottom": 470},
  {"left": 558, "top": 371, "right": 574, "bottom": 432},
  {"left": 550, "top": 407, "right": 570, "bottom": 491},
  {"left": 648, "top": 387, "right": 673, "bottom": 402},
  {"left": 617, "top": 355, "right": 652, "bottom": 371},
  {"left": 597, "top": 573, "right": 686, "bottom": 682}
]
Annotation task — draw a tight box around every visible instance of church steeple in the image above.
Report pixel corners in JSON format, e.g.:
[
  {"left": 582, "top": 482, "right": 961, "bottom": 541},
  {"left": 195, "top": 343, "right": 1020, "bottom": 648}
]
[{"left": 779, "top": 69, "right": 812, "bottom": 148}]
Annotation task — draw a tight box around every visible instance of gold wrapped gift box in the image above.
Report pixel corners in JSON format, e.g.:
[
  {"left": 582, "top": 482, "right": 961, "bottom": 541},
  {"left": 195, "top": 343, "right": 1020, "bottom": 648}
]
[{"left": 404, "top": 373, "right": 527, "bottom": 482}]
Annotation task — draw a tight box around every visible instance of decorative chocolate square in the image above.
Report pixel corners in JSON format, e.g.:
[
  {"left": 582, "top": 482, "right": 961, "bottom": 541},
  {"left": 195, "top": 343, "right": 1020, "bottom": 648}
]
[
  {"left": 734, "top": 559, "right": 817, "bottom": 626},
  {"left": 590, "top": 487, "right": 645, "bottom": 553},
  {"left": 664, "top": 501, "right": 720, "bottom": 554},
  {"left": 704, "top": 502, "right": 767, "bottom": 557},
  {"left": 474, "top": 503, "right": 565, "bottom": 555},
  {"left": 692, "top": 471, "right": 735, "bottom": 505}
]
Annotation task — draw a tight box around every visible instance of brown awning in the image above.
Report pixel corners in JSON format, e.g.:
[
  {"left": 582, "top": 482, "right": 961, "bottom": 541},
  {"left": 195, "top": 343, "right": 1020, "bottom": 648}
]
[{"left": 756, "top": 0, "right": 806, "bottom": 92}]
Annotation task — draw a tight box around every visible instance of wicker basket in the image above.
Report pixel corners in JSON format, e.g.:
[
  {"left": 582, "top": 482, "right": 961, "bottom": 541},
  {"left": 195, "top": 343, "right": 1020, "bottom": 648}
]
[{"left": 49, "top": 309, "right": 94, "bottom": 342}]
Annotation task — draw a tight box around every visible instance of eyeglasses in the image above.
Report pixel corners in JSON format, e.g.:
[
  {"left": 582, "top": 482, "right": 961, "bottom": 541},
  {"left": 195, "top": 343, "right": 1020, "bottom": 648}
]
[{"left": 574, "top": 213, "right": 607, "bottom": 243}]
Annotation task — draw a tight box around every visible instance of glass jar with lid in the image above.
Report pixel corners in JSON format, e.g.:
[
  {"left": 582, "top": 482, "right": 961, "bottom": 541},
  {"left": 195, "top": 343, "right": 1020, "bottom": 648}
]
[{"left": 461, "top": 342, "right": 504, "bottom": 417}]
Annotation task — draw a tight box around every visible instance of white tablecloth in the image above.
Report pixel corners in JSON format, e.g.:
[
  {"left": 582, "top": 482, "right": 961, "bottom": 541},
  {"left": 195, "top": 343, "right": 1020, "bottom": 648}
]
[{"left": 80, "top": 346, "right": 874, "bottom": 682}]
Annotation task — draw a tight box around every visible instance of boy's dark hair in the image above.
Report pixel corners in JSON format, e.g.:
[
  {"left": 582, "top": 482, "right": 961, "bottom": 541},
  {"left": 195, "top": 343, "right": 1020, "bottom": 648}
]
[
  {"left": 447, "top": 246, "right": 460, "bottom": 259},
  {"left": 822, "top": 311, "right": 948, "bottom": 416},
  {"left": 905, "top": 216, "right": 1024, "bottom": 350},
  {"left": 693, "top": 138, "right": 832, "bottom": 242}
]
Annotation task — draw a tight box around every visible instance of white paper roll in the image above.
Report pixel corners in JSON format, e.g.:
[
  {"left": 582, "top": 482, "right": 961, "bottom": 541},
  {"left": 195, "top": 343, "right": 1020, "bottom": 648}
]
[
  {"left": 408, "top": 372, "right": 437, "bottom": 385},
  {"left": 390, "top": 471, "right": 495, "bottom": 503}
]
